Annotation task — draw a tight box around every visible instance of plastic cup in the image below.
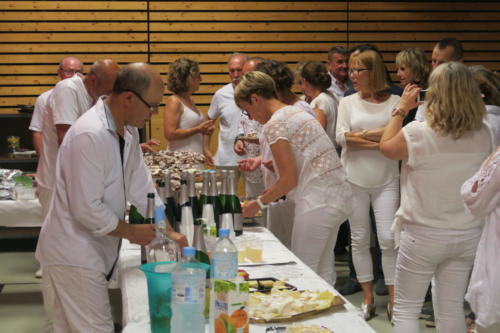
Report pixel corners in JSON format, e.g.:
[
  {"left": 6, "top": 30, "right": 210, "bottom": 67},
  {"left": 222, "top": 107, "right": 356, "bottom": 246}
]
[{"left": 140, "top": 261, "right": 178, "bottom": 333}]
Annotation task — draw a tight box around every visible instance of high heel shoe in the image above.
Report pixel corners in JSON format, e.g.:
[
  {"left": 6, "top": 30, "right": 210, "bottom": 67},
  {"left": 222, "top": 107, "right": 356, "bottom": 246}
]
[
  {"left": 387, "top": 303, "right": 394, "bottom": 325},
  {"left": 361, "top": 302, "right": 376, "bottom": 320}
]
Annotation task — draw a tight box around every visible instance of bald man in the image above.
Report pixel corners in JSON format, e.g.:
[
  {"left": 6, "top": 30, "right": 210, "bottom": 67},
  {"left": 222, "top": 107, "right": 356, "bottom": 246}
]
[
  {"left": 29, "top": 56, "right": 83, "bottom": 157},
  {"left": 36, "top": 63, "right": 187, "bottom": 332},
  {"left": 36, "top": 59, "right": 119, "bottom": 224}
]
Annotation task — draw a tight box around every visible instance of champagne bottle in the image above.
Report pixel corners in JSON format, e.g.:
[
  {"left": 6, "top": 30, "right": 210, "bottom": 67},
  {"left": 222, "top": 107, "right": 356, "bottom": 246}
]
[
  {"left": 193, "top": 218, "right": 210, "bottom": 266},
  {"left": 142, "top": 192, "right": 155, "bottom": 264},
  {"left": 218, "top": 169, "right": 228, "bottom": 211},
  {"left": 129, "top": 204, "right": 144, "bottom": 224},
  {"left": 224, "top": 170, "right": 243, "bottom": 236},
  {"left": 208, "top": 170, "right": 222, "bottom": 231},
  {"left": 199, "top": 170, "right": 210, "bottom": 207},
  {"left": 163, "top": 170, "right": 179, "bottom": 232},
  {"left": 187, "top": 170, "right": 201, "bottom": 221},
  {"left": 179, "top": 174, "right": 194, "bottom": 246}
]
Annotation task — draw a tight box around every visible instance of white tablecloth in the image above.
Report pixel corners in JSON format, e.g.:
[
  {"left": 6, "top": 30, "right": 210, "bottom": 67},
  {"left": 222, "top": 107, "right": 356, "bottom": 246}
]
[
  {"left": 118, "top": 227, "right": 375, "bottom": 333},
  {"left": 0, "top": 199, "right": 43, "bottom": 227}
]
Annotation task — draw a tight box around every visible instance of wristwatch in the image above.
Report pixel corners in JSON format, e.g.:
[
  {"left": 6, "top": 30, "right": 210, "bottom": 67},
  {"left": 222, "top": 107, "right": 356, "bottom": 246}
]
[
  {"left": 392, "top": 107, "right": 406, "bottom": 118},
  {"left": 256, "top": 196, "right": 268, "bottom": 210}
]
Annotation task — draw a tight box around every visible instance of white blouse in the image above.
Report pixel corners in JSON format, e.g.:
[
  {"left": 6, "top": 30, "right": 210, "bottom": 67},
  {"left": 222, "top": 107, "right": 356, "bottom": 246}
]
[
  {"left": 167, "top": 102, "right": 205, "bottom": 154},
  {"left": 461, "top": 147, "right": 500, "bottom": 328},
  {"left": 395, "top": 121, "right": 493, "bottom": 231},
  {"left": 310, "top": 92, "right": 339, "bottom": 147},
  {"left": 336, "top": 93, "right": 400, "bottom": 188},
  {"left": 263, "top": 105, "right": 353, "bottom": 217}
]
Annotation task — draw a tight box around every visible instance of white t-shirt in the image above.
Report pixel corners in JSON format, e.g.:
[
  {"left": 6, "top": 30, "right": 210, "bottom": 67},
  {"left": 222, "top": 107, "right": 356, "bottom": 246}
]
[
  {"left": 36, "top": 98, "right": 162, "bottom": 274},
  {"left": 37, "top": 75, "right": 93, "bottom": 190},
  {"left": 485, "top": 104, "right": 500, "bottom": 146},
  {"left": 208, "top": 83, "right": 243, "bottom": 166},
  {"left": 167, "top": 102, "right": 205, "bottom": 154},
  {"left": 263, "top": 105, "right": 353, "bottom": 217},
  {"left": 310, "top": 92, "right": 339, "bottom": 147},
  {"left": 29, "top": 89, "right": 53, "bottom": 132},
  {"left": 396, "top": 121, "right": 493, "bottom": 231},
  {"left": 238, "top": 114, "right": 263, "bottom": 184},
  {"left": 336, "top": 93, "right": 400, "bottom": 188}
]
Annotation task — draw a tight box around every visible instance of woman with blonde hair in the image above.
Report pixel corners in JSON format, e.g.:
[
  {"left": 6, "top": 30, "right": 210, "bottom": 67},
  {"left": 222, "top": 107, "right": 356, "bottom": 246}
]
[
  {"left": 164, "top": 58, "right": 214, "bottom": 156},
  {"left": 336, "top": 50, "right": 400, "bottom": 320},
  {"left": 469, "top": 65, "right": 500, "bottom": 146},
  {"left": 380, "top": 61, "right": 494, "bottom": 332},
  {"left": 395, "top": 48, "right": 431, "bottom": 89},
  {"left": 239, "top": 71, "right": 353, "bottom": 285}
]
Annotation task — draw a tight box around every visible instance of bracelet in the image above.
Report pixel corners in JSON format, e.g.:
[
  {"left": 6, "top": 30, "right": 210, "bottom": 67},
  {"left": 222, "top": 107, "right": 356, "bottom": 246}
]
[
  {"left": 392, "top": 107, "right": 406, "bottom": 118},
  {"left": 256, "top": 196, "right": 268, "bottom": 210}
]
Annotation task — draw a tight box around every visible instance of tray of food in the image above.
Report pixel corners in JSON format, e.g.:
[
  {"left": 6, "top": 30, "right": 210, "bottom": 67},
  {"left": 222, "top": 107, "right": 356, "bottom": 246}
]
[
  {"left": 266, "top": 324, "right": 333, "bottom": 332},
  {"left": 249, "top": 289, "right": 345, "bottom": 323},
  {"left": 236, "top": 132, "right": 259, "bottom": 143},
  {"left": 248, "top": 278, "right": 297, "bottom": 293}
]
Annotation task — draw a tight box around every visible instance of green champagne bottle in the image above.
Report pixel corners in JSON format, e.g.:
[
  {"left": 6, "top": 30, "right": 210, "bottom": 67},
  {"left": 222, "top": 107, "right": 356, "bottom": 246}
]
[
  {"left": 208, "top": 170, "right": 222, "bottom": 231},
  {"left": 224, "top": 170, "right": 243, "bottom": 236},
  {"left": 163, "top": 170, "right": 179, "bottom": 232},
  {"left": 186, "top": 170, "right": 201, "bottom": 221}
]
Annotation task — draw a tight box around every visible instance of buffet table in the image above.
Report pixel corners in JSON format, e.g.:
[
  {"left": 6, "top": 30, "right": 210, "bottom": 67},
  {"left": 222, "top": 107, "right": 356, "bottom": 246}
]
[
  {"left": 0, "top": 199, "right": 43, "bottom": 228},
  {"left": 117, "top": 226, "right": 375, "bottom": 333}
]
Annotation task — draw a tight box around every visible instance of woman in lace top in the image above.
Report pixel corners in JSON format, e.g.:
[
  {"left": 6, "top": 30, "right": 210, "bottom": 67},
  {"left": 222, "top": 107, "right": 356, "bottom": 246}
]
[
  {"left": 380, "top": 62, "right": 494, "bottom": 332},
  {"left": 164, "top": 58, "right": 214, "bottom": 158},
  {"left": 461, "top": 146, "right": 500, "bottom": 333},
  {"left": 237, "top": 71, "right": 353, "bottom": 285}
]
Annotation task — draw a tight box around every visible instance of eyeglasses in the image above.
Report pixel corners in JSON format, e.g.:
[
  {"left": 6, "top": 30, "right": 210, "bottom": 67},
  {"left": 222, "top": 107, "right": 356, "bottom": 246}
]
[
  {"left": 348, "top": 68, "right": 369, "bottom": 75},
  {"left": 59, "top": 68, "right": 82, "bottom": 75},
  {"left": 129, "top": 90, "right": 159, "bottom": 113}
]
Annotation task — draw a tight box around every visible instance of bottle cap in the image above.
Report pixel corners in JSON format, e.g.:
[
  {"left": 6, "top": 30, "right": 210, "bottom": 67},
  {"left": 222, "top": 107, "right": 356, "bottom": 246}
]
[
  {"left": 182, "top": 246, "right": 196, "bottom": 257},
  {"left": 219, "top": 228, "right": 230, "bottom": 237}
]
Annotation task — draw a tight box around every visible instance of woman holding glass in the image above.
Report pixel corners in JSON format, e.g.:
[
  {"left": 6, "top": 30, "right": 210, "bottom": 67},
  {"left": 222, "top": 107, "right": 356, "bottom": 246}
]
[
  {"left": 164, "top": 58, "right": 214, "bottom": 157},
  {"left": 239, "top": 71, "right": 353, "bottom": 285},
  {"left": 380, "top": 62, "right": 493, "bottom": 332},
  {"left": 336, "top": 50, "right": 400, "bottom": 320}
]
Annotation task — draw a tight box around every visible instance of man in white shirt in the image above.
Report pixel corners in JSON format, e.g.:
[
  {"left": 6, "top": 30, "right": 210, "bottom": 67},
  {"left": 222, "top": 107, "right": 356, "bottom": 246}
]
[
  {"left": 35, "top": 63, "right": 187, "bottom": 332},
  {"left": 415, "top": 38, "right": 464, "bottom": 122},
  {"left": 29, "top": 56, "right": 83, "bottom": 157},
  {"left": 326, "top": 46, "right": 350, "bottom": 99},
  {"left": 205, "top": 53, "right": 247, "bottom": 175},
  {"left": 36, "top": 59, "right": 119, "bottom": 221}
]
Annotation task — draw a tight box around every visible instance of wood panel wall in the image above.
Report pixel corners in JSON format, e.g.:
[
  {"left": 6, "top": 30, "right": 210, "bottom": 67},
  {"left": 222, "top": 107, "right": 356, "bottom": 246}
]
[{"left": 1, "top": 1, "right": 499, "bottom": 150}]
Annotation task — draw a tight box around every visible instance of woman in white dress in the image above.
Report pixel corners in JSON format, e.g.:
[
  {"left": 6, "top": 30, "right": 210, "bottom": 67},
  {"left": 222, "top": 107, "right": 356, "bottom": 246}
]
[
  {"left": 380, "top": 62, "right": 493, "bottom": 332},
  {"left": 238, "top": 71, "right": 353, "bottom": 285},
  {"left": 336, "top": 50, "right": 400, "bottom": 320},
  {"left": 164, "top": 58, "right": 214, "bottom": 157},
  {"left": 297, "top": 61, "right": 339, "bottom": 145}
]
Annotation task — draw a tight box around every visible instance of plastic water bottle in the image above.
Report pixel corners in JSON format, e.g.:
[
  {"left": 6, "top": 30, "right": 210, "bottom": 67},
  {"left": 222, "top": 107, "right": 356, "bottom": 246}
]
[
  {"left": 210, "top": 229, "right": 238, "bottom": 279},
  {"left": 171, "top": 247, "right": 206, "bottom": 333}
]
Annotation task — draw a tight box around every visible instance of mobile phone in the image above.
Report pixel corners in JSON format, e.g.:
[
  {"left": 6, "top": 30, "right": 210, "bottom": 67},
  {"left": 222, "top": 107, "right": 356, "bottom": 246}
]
[{"left": 417, "top": 89, "right": 427, "bottom": 103}]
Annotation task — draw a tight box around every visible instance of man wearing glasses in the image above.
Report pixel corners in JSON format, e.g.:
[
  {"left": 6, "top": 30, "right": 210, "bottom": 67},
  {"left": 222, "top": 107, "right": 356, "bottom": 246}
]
[{"left": 36, "top": 63, "right": 188, "bottom": 332}]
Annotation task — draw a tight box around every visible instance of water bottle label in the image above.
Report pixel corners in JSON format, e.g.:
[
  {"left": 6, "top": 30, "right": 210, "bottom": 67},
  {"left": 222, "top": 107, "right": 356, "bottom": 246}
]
[
  {"left": 172, "top": 283, "right": 205, "bottom": 304},
  {"left": 212, "top": 254, "right": 238, "bottom": 279}
]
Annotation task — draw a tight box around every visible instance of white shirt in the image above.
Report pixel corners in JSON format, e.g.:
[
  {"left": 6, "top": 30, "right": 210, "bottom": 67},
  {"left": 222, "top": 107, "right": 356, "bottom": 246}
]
[
  {"left": 167, "top": 102, "right": 205, "bottom": 154},
  {"left": 263, "top": 105, "right": 353, "bottom": 217},
  {"left": 461, "top": 147, "right": 500, "bottom": 328},
  {"left": 327, "top": 72, "right": 348, "bottom": 100},
  {"left": 415, "top": 103, "right": 426, "bottom": 122},
  {"left": 237, "top": 114, "right": 263, "bottom": 184},
  {"left": 310, "top": 92, "right": 339, "bottom": 147},
  {"left": 336, "top": 93, "right": 400, "bottom": 188},
  {"left": 485, "top": 104, "right": 500, "bottom": 146},
  {"left": 36, "top": 75, "right": 93, "bottom": 190},
  {"left": 395, "top": 121, "right": 492, "bottom": 232},
  {"left": 36, "top": 98, "right": 162, "bottom": 274},
  {"left": 208, "top": 83, "right": 243, "bottom": 166},
  {"left": 29, "top": 89, "right": 53, "bottom": 132}
]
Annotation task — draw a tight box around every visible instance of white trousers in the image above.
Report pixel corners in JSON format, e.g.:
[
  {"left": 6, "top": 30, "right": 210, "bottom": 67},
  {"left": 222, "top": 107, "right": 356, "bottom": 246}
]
[
  {"left": 37, "top": 185, "right": 53, "bottom": 219},
  {"left": 292, "top": 206, "right": 345, "bottom": 285},
  {"left": 41, "top": 265, "right": 114, "bottom": 333},
  {"left": 267, "top": 199, "right": 295, "bottom": 249},
  {"left": 393, "top": 223, "right": 481, "bottom": 333},
  {"left": 349, "top": 178, "right": 399, "bottom": 284}
]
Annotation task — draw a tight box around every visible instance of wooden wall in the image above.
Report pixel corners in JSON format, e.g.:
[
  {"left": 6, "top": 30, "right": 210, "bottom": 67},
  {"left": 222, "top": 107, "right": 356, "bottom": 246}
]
[{"left": 1, "top": 1, "right": 499, "bottom": 150}]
